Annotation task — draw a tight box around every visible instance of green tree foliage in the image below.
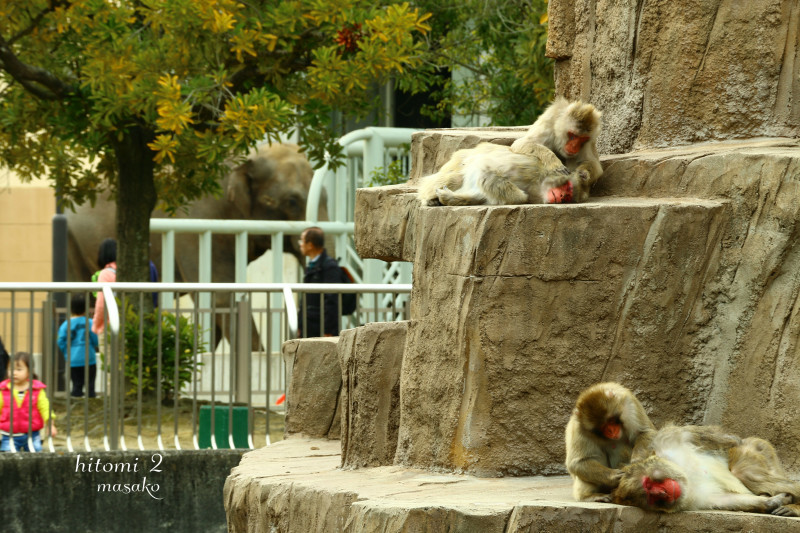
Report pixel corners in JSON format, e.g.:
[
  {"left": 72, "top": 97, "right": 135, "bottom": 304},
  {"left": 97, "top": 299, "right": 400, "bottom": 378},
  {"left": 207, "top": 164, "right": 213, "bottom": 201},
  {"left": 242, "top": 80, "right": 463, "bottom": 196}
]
[
  {"left": 412, "top": 0, "right": 554, "bottom": 126},
  {"left": 0, "top": 0, "right": 430, "bottom": 281}
]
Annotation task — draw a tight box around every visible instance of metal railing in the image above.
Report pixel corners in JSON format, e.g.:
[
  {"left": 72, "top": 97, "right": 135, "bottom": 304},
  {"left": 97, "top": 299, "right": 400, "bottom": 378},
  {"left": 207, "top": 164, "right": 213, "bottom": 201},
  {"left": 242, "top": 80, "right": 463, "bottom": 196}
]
[
  {"left": 307, "top": 127, "right": 416, "bottom": 289},
  {"left": 0, "top": 281, "right": 411, "bottom": 453}
]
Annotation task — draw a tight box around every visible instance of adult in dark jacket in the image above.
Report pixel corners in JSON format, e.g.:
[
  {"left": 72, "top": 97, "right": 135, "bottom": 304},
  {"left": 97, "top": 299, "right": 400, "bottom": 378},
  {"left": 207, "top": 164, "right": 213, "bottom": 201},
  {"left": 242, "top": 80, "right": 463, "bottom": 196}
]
[{"left": 298, "top": 227, "right": 343, "bottom": 337}]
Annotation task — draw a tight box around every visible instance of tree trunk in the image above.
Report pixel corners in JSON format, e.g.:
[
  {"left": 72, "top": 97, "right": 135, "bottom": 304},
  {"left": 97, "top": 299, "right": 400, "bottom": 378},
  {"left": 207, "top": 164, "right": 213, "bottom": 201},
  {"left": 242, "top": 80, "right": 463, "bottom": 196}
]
[{"left": 112, "top": 125, "right": 157, "bottom": 285}]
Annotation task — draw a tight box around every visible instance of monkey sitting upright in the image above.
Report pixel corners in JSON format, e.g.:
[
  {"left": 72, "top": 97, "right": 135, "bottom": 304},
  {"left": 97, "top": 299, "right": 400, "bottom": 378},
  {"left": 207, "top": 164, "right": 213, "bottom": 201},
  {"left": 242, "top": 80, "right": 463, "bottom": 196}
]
[
  {"left": 417, "top": 98, "right": 602, "bottom": 207},
  {"left": 564, "top": 382, "right": 656, "bottom": 502},
  {"left": 510, "top": 97, "right": 604, "bottom": 186}
]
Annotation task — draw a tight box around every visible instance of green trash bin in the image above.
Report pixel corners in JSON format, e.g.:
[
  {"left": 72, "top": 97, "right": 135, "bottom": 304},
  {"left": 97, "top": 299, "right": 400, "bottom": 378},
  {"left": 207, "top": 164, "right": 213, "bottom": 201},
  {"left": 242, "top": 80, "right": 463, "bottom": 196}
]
[{"left": 198, "top": 405, "right": 250, "bottom": 449}]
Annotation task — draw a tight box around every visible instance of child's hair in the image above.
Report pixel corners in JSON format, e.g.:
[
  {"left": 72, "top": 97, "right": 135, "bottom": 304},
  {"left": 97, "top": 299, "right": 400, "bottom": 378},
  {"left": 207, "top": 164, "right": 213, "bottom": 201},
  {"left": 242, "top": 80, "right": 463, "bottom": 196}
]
[
  {"left": 97, "top": 238, "right": 117, "bottom": 268},
  {"left": 8, "top": 352, "right": 38, "bottom": 380},
  {"left": 70, "top": 293, "right": 87, "bottom": 316}
]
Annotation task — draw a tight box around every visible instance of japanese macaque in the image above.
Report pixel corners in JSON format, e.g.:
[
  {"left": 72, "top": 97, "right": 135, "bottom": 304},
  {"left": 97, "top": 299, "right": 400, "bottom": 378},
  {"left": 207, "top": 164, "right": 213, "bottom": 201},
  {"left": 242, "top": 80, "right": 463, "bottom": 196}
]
[
  {"left": 510, "top": 97, "right": 603, "bottom": 186},
  {"left": 729, "top": 437, "right": 800, "bottom": 517},
  {"left": 416, "top": 97, "right": 602, "bottom": 207},
  {"left": 565, "top": 382, "right": 656, "bottom": 502},
  {"left": 611, "top": 425, "right": 799, "bottom": 515}
]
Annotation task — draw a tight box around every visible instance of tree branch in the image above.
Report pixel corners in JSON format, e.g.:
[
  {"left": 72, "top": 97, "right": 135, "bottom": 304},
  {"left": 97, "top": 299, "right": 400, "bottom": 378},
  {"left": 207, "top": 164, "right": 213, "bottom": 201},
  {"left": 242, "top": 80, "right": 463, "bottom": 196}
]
[
  {"left": 9, "top": 1, "right": 69, "bottom": 46},
  {"left": 0, "top": 34, "right": 73, "bottom": 100}
]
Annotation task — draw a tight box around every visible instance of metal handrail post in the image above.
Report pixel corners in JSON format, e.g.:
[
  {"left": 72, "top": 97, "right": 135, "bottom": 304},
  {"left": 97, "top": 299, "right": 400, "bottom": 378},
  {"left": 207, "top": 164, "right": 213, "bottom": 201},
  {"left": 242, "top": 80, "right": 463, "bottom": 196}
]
[{"left": 235, "top": 298, "right": 251, "bottom": 405}]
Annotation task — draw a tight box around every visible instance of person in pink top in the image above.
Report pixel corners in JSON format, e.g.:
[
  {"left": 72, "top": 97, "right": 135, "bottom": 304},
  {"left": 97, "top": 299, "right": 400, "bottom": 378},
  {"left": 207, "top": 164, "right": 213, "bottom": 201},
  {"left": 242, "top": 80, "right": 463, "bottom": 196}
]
[{"left": 92, "top": 238, "right": 117, "bottom": 335}]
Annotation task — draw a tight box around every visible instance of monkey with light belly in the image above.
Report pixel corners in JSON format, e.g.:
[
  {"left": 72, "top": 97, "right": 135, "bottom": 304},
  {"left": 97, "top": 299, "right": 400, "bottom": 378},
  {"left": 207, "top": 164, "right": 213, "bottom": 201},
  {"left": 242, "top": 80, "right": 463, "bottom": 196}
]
[
  {"left": 564, "top": 382, "right": 657, "bottom": 502},
  {"left": 611, "top": 425, "right": 800, "bottom": 515},
  {"left": 417, "top": 98, "right": 602, "bottom": 207}
]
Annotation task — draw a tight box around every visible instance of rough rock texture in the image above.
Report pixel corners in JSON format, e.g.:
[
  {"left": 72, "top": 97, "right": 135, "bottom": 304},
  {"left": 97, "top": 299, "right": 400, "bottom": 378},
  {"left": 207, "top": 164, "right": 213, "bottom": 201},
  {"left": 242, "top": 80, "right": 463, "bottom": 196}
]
[
  {"left": 223, "top": 438, "right": 800, "bottom": 533},
  {"left": 398, "top": 197, "right": 726, "bottom": 476},
  {"left": 596, "top": 139, "right": 800, "bottom": 474},
  {"left": 281, "top": 338, "right": 341, "bottom": 439},
  {"left": 338, "top": 321, "right": 408, "bottom": 468},
  {"left": 338, "top": 322, "right": 408, "bottom": 469},
  {"left": 546, "top": 0, "right": 800, "bottom": 154},
  {"left": 357, "top": 136, "right": 800, "bottom": 476},
  {"left": 407, "top": 128, "right": 525, "bottom": 183}
]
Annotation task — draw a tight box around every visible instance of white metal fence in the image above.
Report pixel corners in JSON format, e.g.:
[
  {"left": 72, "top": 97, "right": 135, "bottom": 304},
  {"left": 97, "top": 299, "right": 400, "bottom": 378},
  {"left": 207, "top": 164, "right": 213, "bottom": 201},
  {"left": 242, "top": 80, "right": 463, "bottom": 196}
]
[{"left": 0, "top": 282, "right": 411, "bottom": 453}]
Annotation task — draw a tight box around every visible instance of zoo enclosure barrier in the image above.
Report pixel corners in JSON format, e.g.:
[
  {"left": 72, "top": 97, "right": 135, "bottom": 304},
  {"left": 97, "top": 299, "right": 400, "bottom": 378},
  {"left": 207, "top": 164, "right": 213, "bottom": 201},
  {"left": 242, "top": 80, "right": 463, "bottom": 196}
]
[
  {"left": 0, "top": 281, "right": 411, "bottom": 453},
  {"left": 148, "top": 126, "right": 417, "bottom": 301}
]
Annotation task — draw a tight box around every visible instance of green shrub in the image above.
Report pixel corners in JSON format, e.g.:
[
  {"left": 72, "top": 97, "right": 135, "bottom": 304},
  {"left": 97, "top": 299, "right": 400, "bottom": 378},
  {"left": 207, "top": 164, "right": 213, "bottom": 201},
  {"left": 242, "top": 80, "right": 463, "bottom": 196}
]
[{"left": 123, "top": 306, "right": 205, "bottom": 399}]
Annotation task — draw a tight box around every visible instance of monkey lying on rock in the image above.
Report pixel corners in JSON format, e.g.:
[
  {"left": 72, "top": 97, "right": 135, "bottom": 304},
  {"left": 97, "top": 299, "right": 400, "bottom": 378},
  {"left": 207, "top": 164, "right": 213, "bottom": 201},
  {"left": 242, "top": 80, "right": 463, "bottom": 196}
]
[
  {"left": 417, "top": 98, "right": 602, "bottom": 207},
  {"left": 611, "top": 424, "right": 800, "bottom": 516}
]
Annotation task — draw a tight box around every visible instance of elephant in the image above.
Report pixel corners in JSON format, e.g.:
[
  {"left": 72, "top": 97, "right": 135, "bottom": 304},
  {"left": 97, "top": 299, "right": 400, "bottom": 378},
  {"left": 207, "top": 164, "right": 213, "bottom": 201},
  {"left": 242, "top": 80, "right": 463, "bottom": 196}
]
[{"left": 66, "top": 143, "right": 329, "bottom": 346}]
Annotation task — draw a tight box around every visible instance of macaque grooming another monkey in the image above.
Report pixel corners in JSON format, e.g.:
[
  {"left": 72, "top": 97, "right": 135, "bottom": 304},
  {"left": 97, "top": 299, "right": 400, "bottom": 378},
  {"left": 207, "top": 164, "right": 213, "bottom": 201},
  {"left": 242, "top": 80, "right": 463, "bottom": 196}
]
[
  {"left": 417, "top": 98, "right": 602, "bottom": 207},
  {"left": 611, "top": 425, "right": 799, "bottom": 515},
  {"left": 564, "top": 382, "right": 656, "bottom": 502},
  {"left": 510, "top": 97, "right": 603, "bottom": 186}
]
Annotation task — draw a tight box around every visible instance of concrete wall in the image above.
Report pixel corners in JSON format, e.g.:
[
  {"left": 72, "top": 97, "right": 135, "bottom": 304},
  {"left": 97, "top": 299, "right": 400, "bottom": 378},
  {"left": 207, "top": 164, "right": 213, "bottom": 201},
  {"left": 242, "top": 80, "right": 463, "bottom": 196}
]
[
  {"left": 0, "top": 169, "right": 56, "bottom": 354},
  {"left": 0, "top": 450, "right": 244, "bottom": 533}
]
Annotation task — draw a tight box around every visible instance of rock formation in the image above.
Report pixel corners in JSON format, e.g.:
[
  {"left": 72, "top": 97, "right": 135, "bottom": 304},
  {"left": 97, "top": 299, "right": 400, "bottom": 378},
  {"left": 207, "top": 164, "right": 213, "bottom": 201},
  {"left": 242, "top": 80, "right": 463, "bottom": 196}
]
[
  {"left": 547, "top": 0, "right": 800, "bottom": 154},
  {"left": 226, "top": 1, "right": 800, "bottom": 529}
]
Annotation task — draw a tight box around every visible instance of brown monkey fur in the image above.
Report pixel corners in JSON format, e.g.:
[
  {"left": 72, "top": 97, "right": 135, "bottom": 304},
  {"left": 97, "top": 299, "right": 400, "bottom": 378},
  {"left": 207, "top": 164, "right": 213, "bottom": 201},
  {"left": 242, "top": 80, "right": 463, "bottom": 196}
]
[
  {"left": 729, "top": 437, "right": 800, "bottom": 517},
  {"left": 612, "top": 425, "right": 799, "bottom": 515},
  {"left": 564, "top": 382, "right": 656, "bottom": 502}
]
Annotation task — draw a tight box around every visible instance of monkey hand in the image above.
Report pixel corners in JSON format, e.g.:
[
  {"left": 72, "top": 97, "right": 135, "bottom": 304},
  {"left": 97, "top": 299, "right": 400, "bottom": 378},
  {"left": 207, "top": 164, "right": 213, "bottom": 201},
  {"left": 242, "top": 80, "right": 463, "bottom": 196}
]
[
  {"left": 764, "top": 493, "right": 793, "bottom": 513},
  {"left": 609, "top": 469, "right": 625, "bottom": 485},
  {"left": 772, "top": 504, "right": 800, "bottom": 517}
]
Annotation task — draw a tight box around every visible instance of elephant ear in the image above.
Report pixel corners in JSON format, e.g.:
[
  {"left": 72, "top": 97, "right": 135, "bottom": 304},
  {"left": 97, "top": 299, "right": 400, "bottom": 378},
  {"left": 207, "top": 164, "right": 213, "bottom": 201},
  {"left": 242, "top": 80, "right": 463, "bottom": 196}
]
[{"left": 227, "top": 161, "right": 252, "bottom": 218}]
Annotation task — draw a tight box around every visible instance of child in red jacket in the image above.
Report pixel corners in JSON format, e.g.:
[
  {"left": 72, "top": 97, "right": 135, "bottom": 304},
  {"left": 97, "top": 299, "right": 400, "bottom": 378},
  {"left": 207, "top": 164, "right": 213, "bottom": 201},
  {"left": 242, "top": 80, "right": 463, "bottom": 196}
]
[{"left": 0, "top": 352, "right": 57, "bottom": 452}]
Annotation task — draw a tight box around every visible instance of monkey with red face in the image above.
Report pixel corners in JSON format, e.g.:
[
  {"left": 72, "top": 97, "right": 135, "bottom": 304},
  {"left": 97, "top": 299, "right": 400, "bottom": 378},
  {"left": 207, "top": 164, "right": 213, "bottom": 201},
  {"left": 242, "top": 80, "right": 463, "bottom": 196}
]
[
  {"left": 564, "top": 382, "right": 656, "bottom": 502},
  {"left": 612, "top": 425, "right": 799, "bottom": 515},
  {"left": 417, "top": 98, "right": 602, "bottom": 207},
  {"left": 510, "top": 97, "right": 603, "bottom": 186}
]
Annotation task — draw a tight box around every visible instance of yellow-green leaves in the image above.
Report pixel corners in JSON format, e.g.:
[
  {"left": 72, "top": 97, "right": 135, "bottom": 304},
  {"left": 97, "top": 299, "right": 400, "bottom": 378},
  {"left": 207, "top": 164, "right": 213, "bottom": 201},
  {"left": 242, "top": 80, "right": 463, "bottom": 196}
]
[
  {"left": 0, "top": 0, "right": 434, "bottom": 212},
  {"left": 147, "top": 134, "right": 180, "bottom": 164}
]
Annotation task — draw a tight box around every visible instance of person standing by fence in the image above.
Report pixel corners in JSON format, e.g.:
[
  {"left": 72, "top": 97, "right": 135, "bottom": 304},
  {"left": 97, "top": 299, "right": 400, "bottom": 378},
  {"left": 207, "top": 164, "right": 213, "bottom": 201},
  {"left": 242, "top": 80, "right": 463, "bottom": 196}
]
[
  {"left": 92, "top": 238, "right": 117, "bottom": 335},
  {"left": 57, "top": 294, "right": 99, "bottom": 398},
  {"left": 0, "top": 336, "right": 8, "bottom": 382},
  {"left": 297, "top": 227, "right": 345, "bottom": 337}
]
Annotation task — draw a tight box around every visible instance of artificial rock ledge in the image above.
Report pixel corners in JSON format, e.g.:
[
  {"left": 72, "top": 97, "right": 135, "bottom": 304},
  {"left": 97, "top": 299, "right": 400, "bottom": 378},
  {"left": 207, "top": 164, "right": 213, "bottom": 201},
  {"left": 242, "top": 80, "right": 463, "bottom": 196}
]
[
  {"left": 355, "top": 137, "right": 800, "bottom": 477},
  {"left": 282, "top": 337, "right": 341, "bottom": 440},
  {"left": 224, "top": 438, "right": 800, "bottom": 533}
]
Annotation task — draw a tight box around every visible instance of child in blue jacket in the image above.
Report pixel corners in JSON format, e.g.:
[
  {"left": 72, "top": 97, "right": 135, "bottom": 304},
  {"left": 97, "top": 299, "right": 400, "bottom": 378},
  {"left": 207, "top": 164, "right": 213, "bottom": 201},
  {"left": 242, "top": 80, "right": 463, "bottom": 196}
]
[{"left": 57, "top": 294, "right": 99, "bottom": 398}]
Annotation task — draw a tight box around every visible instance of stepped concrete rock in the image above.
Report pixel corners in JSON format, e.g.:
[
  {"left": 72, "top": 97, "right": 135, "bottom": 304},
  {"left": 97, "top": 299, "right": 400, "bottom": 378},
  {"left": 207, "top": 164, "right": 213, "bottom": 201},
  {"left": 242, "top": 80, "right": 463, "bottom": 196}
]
[
  {"left": 546, "top": 0, "right": 800, "bottom": 154},
  {"left": 281, "top": 337, "right": 342, "bottom": 439},
  {"left": 223, "top": 438, "right": 800, "bottom": 533},
  {"left": 338, "top": 322, "right": 408, "bottom": 469},
  {"left": 398, "top": 197, "right": 726, "bottom": 476},
  {"left": 408, "top": 128, "right": 525, "bottom": 183},
  {"left": 356, "top": 136, "right": 800, "bottom": 476}
]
